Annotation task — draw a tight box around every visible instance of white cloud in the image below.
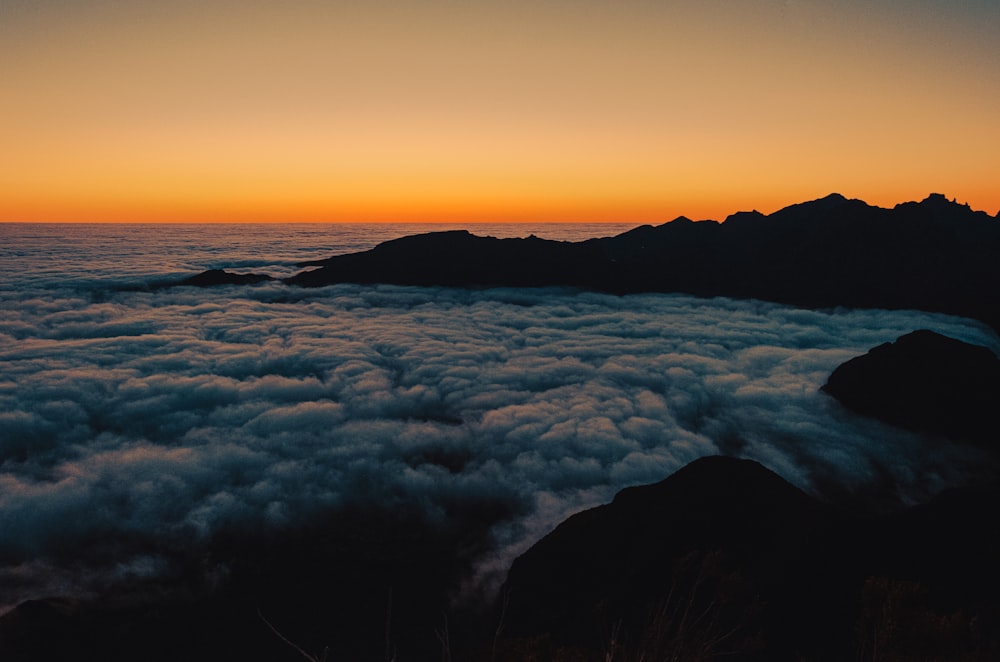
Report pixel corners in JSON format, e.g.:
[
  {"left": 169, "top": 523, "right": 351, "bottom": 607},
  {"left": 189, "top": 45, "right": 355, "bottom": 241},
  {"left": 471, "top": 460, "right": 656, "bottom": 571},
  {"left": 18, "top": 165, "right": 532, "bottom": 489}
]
[{"left": 1, "top": 281, "right": 997, "bottom": 606}]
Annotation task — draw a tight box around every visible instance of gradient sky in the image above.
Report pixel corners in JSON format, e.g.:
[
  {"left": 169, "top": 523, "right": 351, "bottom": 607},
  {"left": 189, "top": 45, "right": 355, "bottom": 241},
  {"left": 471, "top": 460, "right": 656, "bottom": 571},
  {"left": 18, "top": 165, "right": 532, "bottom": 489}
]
[{"left": 3, "top": 0, "right": 998, "bottom": 223}]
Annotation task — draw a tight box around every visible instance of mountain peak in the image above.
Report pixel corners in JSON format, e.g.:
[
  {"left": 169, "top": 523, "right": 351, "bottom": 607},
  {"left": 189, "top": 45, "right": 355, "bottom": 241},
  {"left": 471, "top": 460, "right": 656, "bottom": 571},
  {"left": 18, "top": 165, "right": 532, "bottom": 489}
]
[
  {"left": 660, "top": 215, "right": 695, "bottom": 226},
  {"left": 767, "top": 192, "right": 867, "bottom": 220},
  {"left": 722, "top": 209, "right": 767, "bottom": 225},
  {"left": 895, "top": 193, "right": 972, "bottom": 212},
  {"left": 822, "top": 330, "right": 1000, "bottom": 446}
]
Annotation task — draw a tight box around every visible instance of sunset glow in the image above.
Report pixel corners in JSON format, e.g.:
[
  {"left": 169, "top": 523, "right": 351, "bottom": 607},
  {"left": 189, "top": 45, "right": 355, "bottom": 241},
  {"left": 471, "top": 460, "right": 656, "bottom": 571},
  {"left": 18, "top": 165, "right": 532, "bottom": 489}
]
[{"left": 4, "top": 0, "right": 999, "bottom": 223}]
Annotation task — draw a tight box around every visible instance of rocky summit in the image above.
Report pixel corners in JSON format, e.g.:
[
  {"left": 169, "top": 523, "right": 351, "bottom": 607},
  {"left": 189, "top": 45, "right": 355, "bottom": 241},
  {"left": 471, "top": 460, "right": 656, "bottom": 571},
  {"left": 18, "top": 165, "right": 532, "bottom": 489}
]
[{"left": 823, "top": 329, "right": 1000, "bottom": 447}]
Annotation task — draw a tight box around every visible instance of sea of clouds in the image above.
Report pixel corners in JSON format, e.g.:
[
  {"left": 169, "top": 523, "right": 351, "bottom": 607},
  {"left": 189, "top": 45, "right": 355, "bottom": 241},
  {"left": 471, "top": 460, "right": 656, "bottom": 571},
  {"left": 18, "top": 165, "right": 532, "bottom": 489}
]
[{"left": 2, "top": 276, "right": 998, "bottom": 611}]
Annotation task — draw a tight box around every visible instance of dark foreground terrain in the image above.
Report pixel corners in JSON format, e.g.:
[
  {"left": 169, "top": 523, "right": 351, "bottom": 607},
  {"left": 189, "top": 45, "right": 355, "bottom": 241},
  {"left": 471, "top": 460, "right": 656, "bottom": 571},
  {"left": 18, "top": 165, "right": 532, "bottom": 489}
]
[
  {"left": 499, "top": 456, "right": 1000, "bottom": 662},
  {"left": 3, "top": 452, "right": 999, "bottom": 662}
]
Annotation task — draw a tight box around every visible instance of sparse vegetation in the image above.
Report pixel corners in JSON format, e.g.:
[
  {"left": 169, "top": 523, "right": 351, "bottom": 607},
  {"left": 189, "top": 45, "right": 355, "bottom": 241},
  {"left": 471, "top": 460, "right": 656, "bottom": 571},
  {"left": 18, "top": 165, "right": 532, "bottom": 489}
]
[{"left": 856, "top": 577, "right": 983, "bottom": 662}]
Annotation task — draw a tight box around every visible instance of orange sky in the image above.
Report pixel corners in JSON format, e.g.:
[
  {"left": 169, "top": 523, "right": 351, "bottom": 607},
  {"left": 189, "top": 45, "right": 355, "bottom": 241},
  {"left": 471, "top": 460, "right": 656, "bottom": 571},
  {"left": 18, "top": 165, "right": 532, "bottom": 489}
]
[{"left": 3, "top": 0, "right": 999, "bottom": 223}]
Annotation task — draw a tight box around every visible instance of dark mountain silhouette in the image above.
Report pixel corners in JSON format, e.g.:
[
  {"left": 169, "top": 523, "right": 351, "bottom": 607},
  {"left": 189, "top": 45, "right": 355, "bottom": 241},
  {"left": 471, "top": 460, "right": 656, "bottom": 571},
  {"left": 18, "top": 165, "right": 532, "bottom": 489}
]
[
  {"left": 0, "top": 501, "right": 509, "bottom": 662},
  {"left": 4, "top": 457, "right": 999, "bottom": 660},
  {"left": 276, "top": 193, "right": 1000, "bottom": 333},
  {"left": 178, "top": 269, "right": 274, "bottom": 286},
  {"left": 823, "top": 330, "right": 1000, "bottom": 447},
  {"left": 498, "top": 456, "right": 1000, "bottom": 661}
]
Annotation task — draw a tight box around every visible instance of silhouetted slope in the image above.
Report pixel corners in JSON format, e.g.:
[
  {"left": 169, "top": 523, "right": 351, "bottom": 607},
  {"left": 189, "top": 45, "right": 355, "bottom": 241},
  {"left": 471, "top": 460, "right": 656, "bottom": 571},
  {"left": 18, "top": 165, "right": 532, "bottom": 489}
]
[
  {"left": 0, "top": 502, "right": 510, "bottom": 662},
  {"left": 500, "top": 457, "right": 853, "bottom": 660},
  {"left": 823, "top": 330, "right": 1000, "bottom": 446},
  {"left": 291, "top": 230, "right": 611, "bottom": 289},
  {"left": 499, "top": 456, "right": 1000, "bottom": 661},
  {"left": 5, "top": 457, "right": 998, "bottom": 661},
  {"left": 285, "top": 194, "right": 1000, "bottom": 333}
]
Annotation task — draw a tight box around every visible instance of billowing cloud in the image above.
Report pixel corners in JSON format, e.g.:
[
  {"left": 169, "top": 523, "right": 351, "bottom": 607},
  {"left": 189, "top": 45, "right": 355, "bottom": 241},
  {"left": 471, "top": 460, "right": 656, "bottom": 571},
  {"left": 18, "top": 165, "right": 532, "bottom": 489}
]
[{"left": 1, "top": 279, "right": 997, "bottom": 610}]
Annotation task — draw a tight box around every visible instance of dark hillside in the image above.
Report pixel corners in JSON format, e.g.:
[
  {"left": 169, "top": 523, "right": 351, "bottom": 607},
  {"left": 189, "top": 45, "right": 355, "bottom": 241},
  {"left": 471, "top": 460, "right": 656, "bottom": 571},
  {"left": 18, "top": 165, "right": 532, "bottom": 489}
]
[
  {"left": 823, "top": 329, "right": 1000, "bottom": 447},
  {"left": 499, "top": 456, "right": 1000, "bottom": 661}
]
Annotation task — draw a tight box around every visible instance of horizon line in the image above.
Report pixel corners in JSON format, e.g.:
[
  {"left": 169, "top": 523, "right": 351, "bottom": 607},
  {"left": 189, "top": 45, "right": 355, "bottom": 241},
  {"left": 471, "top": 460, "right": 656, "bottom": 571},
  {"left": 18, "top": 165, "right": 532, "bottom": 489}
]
[{"left": 2, "top": 193, "right": 997, "bottom": 225}]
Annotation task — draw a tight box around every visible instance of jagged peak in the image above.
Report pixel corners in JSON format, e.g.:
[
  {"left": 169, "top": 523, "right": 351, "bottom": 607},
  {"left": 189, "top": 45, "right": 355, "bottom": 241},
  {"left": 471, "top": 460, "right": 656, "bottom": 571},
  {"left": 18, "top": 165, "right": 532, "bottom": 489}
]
[
  {"left": 925, "top": 193, "right": 965, "bottom": 209},
  {"left": 895, "top": 193, "right": 971, "bottom": 211},
  {"left": 888, "top": 194, "right": 999, "bottom": 226}
]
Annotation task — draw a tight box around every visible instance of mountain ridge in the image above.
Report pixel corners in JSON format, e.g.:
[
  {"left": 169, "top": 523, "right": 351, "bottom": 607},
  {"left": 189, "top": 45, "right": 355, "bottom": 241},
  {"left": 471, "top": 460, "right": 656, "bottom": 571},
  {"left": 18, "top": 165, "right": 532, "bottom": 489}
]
[
  {"left": 282, "top": 193, "right": 1000, "bottom": 333},
  {"left": 175, "top": 193, "right": 1000, "bottom": 333}
]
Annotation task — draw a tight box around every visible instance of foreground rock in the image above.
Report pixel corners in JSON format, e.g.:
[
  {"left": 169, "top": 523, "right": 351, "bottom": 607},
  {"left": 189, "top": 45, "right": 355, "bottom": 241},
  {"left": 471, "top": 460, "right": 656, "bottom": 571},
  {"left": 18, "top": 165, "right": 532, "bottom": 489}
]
[
  {"left": 286, "top": 194, "right": 1000, "bottom": 334},
  {"left": 822, "top": 330, "right": 1000, "bottom": 447},
  {"left": 498, "top": 456, "right": 1000, "bottom": 661}
]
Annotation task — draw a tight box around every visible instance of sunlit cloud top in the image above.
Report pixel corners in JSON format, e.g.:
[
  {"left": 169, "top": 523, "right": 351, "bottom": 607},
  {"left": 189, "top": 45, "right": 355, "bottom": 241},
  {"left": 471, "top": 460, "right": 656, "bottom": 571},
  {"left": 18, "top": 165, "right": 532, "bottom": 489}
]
[{"left": 3, "top": 0, "right": 999, "bottom": 222}]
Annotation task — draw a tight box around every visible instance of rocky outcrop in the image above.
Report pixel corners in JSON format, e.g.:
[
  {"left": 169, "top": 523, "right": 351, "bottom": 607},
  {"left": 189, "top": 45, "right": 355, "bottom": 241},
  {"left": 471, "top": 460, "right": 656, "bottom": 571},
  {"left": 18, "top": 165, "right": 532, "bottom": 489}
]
[
  {"left": 178, "top": 269, "right": 274, "bottom": 287},
  {"left": 822, "top": 330, "right": 1000, "bottom": 446}
]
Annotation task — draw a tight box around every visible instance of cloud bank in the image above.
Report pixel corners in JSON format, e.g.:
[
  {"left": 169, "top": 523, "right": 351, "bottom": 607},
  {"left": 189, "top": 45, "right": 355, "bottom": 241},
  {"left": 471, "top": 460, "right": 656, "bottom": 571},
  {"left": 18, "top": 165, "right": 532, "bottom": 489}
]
[{"left": 2, "top": 281, "right": 997, "bottom": 609}]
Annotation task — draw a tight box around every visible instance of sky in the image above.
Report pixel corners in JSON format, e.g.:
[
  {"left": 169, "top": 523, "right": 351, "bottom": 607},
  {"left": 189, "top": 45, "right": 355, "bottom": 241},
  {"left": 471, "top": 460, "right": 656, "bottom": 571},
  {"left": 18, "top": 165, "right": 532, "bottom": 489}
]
[{"left": 2, "top": 0, "right": 999, "bottom": 223}]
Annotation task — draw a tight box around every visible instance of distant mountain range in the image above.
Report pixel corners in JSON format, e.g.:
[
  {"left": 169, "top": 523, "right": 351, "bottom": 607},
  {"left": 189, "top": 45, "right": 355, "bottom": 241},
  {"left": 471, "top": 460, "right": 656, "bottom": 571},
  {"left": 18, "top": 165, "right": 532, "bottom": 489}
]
[{"left": 187, "top": 193, "right": 1000, "bottom": 333}]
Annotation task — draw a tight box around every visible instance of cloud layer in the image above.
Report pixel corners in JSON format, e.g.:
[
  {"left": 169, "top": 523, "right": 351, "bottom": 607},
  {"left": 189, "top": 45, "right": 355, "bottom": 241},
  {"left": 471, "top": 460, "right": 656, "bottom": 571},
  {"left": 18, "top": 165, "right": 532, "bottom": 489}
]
[{"left": 2, "top": 280, "right": 998, "bottom": 609}]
